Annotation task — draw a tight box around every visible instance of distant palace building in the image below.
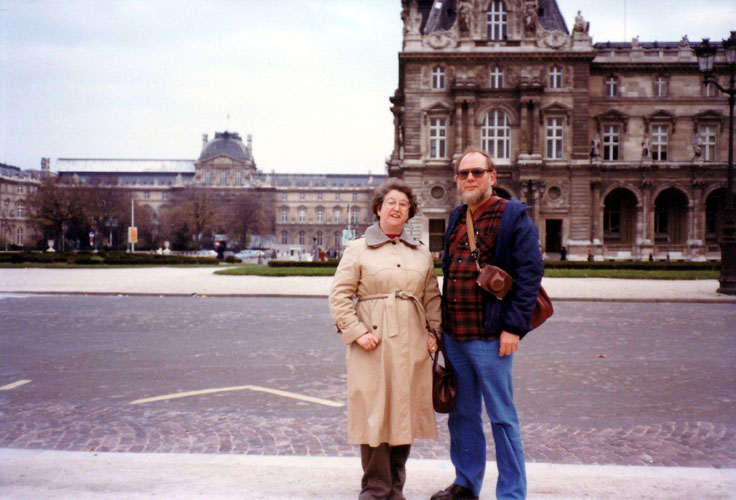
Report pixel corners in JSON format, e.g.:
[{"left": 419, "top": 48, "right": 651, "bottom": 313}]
[
  {"left": 388, "top": 0, "right": 732, "bottom": 260},
  {"left": 52, "top": 132, "right": 383, "bottom": 253},
  {"left": 0, "top": 163, "right": 42, "bottom": 249}
]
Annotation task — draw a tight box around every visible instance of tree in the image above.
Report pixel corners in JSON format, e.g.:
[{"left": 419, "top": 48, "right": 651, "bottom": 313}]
[
  {"left": 29, "top": 177, "right": 89, "bottom": 250},
  {"left": 222, "top": 191, "right": 271, "bottom": 249},
  {"left": 163, "top": 187, "right": 219, "bottom": 250}
]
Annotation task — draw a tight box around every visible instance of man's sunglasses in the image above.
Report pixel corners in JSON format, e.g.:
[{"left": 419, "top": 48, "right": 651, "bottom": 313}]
[{"left": 457, "top": 168, "right": 489, "bottom": 180}]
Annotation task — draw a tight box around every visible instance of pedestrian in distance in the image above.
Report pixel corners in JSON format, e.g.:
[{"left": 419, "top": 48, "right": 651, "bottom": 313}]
[
  {"left": 431, "top": 147, "right": 543, "bottom": 500},
  {"left": 329, "top": 178, "right": 442, "bottom": 500}
]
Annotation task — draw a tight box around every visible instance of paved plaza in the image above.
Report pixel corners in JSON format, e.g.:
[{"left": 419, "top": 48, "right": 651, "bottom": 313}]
[{"left": 0, "top": 268, "right": 735, "bottom": 499}]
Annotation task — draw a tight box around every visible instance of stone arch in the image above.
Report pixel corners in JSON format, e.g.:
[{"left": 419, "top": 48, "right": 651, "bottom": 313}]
[
  {"left": 653, "top": 187, "right": 689, "bottom": 245},
  {"left": 602, "top": 187, "right": 638, "bottom": 244}
]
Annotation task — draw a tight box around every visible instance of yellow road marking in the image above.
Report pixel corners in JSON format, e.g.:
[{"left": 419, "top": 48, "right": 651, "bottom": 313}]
[
  {"left": 129, "top": 385, "right": 344, "bottom": 407},
  {"left": 0, "top": 379, "right": 31, "bottom": 390}
]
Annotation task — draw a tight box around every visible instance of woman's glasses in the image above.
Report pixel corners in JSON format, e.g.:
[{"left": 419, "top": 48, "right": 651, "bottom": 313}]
[{"left": 457, "top": 168, "right": 489, "bottom": 180}]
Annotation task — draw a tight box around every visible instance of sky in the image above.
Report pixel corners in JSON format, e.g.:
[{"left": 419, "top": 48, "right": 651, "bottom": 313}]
[{"left": 1, "top": 0, "right": 735, "bottom": 175}]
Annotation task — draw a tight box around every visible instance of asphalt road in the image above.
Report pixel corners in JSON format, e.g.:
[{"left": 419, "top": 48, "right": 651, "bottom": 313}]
[{"left": 1, "top": 295, "right": 735, "bottom": 467}]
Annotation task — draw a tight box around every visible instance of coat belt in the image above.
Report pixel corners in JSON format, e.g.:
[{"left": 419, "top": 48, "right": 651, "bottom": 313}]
[{"left": 358, "top": 291, "right": 430, "bottom": 338}]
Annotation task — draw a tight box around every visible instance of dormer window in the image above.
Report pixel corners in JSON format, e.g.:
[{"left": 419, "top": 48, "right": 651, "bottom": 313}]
[
  {"left": 432, "top": 66, "right": 445, "bottom": 90},
  {"left": 486, "top": 1, "right": 508, "bottom": 41}
]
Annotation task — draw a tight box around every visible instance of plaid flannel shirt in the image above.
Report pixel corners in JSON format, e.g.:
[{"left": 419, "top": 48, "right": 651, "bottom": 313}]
[{"left": 442, "top": 196, "right": 507, "bottom": 341}]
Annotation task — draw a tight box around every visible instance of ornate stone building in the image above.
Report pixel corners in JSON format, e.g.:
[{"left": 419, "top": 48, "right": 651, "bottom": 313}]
[
  {"left": 0, "top": 163, "right": 42, "bottom": 249},
  {"left": 389, "top": 0, "right": 732, "bottom": 260},
  {"left": 53, "top": 131, "right": 382, "bottom": 254}
]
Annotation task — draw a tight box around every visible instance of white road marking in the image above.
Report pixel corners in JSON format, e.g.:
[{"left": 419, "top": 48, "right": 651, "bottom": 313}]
[
  {"left": 0, "top": 379, "right": 31, "bottom": 390},
  {"left": 129, "top": 384, "right": 344, "bottom": 407}
]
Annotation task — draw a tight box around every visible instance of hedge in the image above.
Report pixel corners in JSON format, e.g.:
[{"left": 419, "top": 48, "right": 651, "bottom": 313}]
[{"left": 0, "top": 251, "right": 219, "bottom": 266}]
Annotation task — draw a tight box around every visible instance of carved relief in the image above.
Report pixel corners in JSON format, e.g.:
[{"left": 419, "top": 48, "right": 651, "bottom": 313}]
[
  {"left": 424, "top": 30, "right": 459, "bottom": 49},
  {"left": 541, "top": 30, "right": 571, "bottom": 49}
]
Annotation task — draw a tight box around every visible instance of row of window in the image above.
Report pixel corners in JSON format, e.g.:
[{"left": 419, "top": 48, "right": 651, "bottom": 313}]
[
  {"left": 0, "top": 184, "right": 32, "bottom": 194},
  {"left": 202, "top": 171, "right": 247, "bottom": 186},
  {"left": 2, "top": 227, "right": 23, "bottom": 246},
  {"left": 432, "top": 65, "right": 563, "bottom": 90},
  {"left": 2, "top": 200, "right": 25, "bottom": 217},
  {"left": 429, "top": 112, "right": 720, "bottom": 162},
  {"left": 280, "top": 206, "right": 361, "bottom": 224},
  {"left": 604, "top": 76, "right": 720, "bottom": 98},
  {"left": 280, "top": 230, "right": 342, "bottom": 248},
  {"left": 432, "top": 66, "right": 721, "bottom": 97},
  {"left": 281, "top": 192, "right": 360, "bottom": 202}
]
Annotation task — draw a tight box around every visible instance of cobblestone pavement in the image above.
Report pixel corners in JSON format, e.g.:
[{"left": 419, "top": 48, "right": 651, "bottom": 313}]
[{"left": 1, "top": 295, "right": 734, "bottom": 468}]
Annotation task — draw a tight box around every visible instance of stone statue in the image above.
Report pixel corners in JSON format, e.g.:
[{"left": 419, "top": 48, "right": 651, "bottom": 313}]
[
  {"left": 693, "top": 135, "right": 703, "bottom": 159},
  {"left": 458, "top": 0, "right": 473, "bottom": 34},
  {"left": 524, "top": 3, "right": 537, "bottom": 34},
  {"left": 591, "top": 134, "right": 601, "bottom": 159},
  {"left": 641, "top": 134, "right": 651, "bottom": 159},
  {"left": 402, "top": 0, "right": 421, "bottom": 35},
  {"left": 573, "top": 10, "right": 589, "bottom": 33}
]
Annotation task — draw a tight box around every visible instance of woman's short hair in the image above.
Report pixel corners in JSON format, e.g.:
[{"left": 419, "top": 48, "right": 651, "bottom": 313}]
[
  {"left": 453, "top": 146, "right": 496, "bottom": 173},
  {"left": 370, "top": 178, "right": 418, "bottom": 220}
]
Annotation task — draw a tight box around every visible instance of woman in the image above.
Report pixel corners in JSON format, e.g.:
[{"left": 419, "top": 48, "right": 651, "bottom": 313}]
[{"left": 329, "top": 178, "right": 442, "bottom": 500}]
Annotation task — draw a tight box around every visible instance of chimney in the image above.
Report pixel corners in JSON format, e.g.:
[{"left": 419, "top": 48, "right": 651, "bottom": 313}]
[
  {"left": 202, "top": 134, "right": 209, "bottom": 147},
  {"left": 41, "top": 158, "right": 50, "bottom": 171},
  {"left": 247, "top": 134, "right": 253, "bottom": 155}
]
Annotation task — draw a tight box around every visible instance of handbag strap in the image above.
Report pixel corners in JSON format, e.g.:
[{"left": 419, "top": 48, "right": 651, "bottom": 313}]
[
  {"left": 431, "top": 330, "right": 453, "bottom": 371},
  {"left": 466, "top": 208, "right": 482, "bottom": 272}
]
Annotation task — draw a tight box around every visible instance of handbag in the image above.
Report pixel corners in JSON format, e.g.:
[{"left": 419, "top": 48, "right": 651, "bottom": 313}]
[
  {"left": 431, "top": 332, "right": 456, "bottom": 413},
  {"left": 531, "top": 284, "right": 553, "bottom": 329},
  {"left": 466, "top": 206, "right": 553, "bottom": 330}
]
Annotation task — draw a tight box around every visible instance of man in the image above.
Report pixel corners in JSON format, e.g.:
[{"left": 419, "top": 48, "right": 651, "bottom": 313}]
[{"left": 431, "top": 147, "right": 543, "bottom": 500}]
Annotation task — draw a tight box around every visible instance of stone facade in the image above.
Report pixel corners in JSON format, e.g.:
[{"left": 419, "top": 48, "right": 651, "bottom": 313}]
[
  {"left": 0, "top": 163, "right": 42, "bottom": 249},
  {"left": 389, "top": 0, "right": 732, "bottom": 261}
]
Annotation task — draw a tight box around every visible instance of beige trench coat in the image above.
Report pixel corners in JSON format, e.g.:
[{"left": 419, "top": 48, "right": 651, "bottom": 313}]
[{"left": 328, "top": 223, "right": 442, "bottom": 447}]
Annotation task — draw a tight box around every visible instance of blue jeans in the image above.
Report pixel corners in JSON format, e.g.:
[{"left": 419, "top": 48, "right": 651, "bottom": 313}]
[{"left": 444, "top": 334, "right": 526, "bottom": 500}]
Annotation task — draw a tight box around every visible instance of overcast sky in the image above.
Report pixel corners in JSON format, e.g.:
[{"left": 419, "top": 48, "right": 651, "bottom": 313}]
[{"left": 1, "top": 0, "right": 734, "bottom": 174}]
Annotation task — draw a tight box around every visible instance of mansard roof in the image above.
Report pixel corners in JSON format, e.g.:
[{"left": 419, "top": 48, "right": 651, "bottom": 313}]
[
  {"left": 256, "top": 173, "right": 385, "bottom": 188},
  {"left": 538, "top": 0, "right": 568, "bottom": 34},
  {"left": 419, "top": 0, "right": 569, "bottom": 35},
  {"left": 55, "top": 159, "right": 195, "bottom": 174}
]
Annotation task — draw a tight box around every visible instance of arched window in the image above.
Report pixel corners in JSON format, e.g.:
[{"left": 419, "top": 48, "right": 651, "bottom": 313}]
[
  {"left": 486, "top": 1, "right": 508, "bottom": 41},
  {"left": 298, "top": 231, "right": 305, "bottom": 245},
  {"left": 334, "top": 231, "right": 342, "bottom": 248},
  {"left": 350, "top": 207, "right": 360, "bottom": 224},
  {"left": 604, "top": 188, "right": 637, "bottom": 244},
  {"left": 317, "top": 231, "right": 323, "bottom": 246},
  {"left": 280, "top": 207, "right": 289, "bottom": 223},
  {"left": 481, "top": 110, "right": 510, "bottom": 161},
  {"left": 281, "top": 231, "right": 288, "bottom": 245},
  {"left": 654, "top": 188, "right": 687, "bottom": 244}
]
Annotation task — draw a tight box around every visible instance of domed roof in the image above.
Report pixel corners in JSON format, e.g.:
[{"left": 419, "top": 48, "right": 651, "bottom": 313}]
[{"left": 199, "top": 131, "right": 250, "bottom": 162}]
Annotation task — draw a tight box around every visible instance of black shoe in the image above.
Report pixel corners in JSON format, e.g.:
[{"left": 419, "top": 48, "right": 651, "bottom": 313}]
[{"left": 429, "top": 483, "right": 478, "bottom": 500}]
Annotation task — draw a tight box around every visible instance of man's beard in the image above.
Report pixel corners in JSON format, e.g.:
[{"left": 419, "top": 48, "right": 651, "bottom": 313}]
[{"left": 459, "top": 181, "right": 492, "bottom": 205}]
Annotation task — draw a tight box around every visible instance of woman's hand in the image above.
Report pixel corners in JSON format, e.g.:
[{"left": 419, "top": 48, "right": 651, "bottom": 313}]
[
  {"left": 355, "top": 332, "right": 380, "bottom": 351},
  {"left": 427, "top": 333, "right": 438, "bottom": 354}
]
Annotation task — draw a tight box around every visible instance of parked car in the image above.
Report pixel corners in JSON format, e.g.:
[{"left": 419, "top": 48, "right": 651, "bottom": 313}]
[
  {"left": 234, "top": 249, "right": 265, "bottom": 261},
  {"left": 196, "top": 249, "right": 217, "bottom": 257}
]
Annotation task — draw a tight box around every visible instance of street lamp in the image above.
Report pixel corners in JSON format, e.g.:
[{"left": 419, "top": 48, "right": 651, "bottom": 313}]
[{"left": 696, "top": 32, "right": 736, "bottom": 295}]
